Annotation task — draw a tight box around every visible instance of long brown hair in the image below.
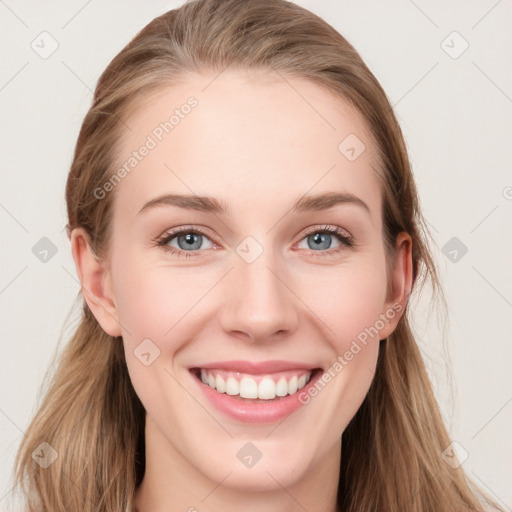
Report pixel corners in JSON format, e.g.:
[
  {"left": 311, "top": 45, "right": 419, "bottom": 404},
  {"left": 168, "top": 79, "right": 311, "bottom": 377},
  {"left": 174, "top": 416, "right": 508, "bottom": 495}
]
[{"left": 11, "top": 1, "right": 504, "bottom": 510}]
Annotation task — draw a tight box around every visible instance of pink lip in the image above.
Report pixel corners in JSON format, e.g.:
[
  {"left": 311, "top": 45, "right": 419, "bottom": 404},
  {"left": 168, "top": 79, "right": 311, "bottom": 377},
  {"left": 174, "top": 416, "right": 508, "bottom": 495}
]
[
  {"left": 189, "top": 364, "right": 322, "bottom": 424},
  {"left": 192, "top": 360, "right": 318, "bottom": 375}
]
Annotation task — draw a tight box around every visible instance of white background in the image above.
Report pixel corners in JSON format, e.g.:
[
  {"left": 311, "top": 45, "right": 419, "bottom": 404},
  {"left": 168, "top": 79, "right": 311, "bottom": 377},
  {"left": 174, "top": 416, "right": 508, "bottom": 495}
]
[{"left": 1, "top": 1, "right": 511, "bottom": 510}]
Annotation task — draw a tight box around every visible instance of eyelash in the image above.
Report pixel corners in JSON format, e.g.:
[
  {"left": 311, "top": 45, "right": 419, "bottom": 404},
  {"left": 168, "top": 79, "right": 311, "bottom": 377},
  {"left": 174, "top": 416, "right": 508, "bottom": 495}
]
[{"left": 154, "top": 225, "right": 354, "bottom": 258}]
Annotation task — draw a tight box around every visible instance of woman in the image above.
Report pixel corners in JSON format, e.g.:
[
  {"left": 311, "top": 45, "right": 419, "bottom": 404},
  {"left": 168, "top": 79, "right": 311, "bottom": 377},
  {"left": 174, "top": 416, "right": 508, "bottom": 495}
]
[{"left": 12, "top": 0, "right": 505, "bottom": 511}]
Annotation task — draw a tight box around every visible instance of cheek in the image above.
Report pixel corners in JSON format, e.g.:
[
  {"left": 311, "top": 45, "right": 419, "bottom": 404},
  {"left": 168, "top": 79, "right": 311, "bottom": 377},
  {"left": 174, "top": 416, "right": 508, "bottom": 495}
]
[
  {"left": 111, "top": 248, "right": 199, "bottom": 341},
  {"left": 298, "top": 260, "right": 389, "bottom": 346},
  {"left": 291, "top": 265, "right": 387, "bottom": 434},
  {"left": 112, "top": 260, "right": 199, "bottom": 411},
  {"left": 294, "top": 258, "right": 388, "bottom": 410},
  {"left": 331, "top": 274, "right": 387, "bottom": 346}
]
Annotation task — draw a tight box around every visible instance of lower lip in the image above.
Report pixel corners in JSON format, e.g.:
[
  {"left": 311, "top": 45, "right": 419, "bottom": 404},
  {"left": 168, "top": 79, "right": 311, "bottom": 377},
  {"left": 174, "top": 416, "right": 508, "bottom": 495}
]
[{"left": 191, "top": 369, "right": 322, "bottom": 423}]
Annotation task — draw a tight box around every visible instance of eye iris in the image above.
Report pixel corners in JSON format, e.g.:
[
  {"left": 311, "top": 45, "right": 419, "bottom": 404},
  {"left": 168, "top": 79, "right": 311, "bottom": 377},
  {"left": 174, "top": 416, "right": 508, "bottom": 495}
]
[
  {"left": 178, "top": 233, "right": 201, "bottom": 250},
  {"left": 309, "top": 232, "right": 331, "bottom": 250}
]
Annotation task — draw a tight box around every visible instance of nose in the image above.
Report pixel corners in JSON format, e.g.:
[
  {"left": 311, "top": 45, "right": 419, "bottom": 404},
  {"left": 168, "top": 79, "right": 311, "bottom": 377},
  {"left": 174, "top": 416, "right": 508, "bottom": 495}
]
[{"left": 219, "top": 249, "right": 300, "bottom": 344}]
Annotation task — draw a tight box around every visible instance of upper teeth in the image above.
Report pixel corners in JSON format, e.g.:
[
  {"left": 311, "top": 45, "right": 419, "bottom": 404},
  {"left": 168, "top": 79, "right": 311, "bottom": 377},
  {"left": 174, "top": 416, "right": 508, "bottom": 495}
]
[{"left": 200, "top": 369, "right": 312, "bottom": 399}]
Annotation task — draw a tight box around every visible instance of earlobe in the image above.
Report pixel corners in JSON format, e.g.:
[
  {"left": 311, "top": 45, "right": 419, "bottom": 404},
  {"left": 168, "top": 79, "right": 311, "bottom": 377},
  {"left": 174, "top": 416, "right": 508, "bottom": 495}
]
[
  {"left": 379, "top": 232, "right": 413, "bottom": 339},
  {"left": 70, "top": 228, "right": 122, "bottom": 337}
]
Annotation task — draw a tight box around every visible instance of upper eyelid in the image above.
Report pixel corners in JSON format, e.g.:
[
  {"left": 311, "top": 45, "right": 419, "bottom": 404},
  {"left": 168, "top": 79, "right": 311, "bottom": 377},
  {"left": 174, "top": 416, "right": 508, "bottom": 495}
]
[
  {"left": 303, "top": 224, "right": 351, "bottom": 237},
  {"left": 156, "top": 225, "right": 214, "bottom": 240}
]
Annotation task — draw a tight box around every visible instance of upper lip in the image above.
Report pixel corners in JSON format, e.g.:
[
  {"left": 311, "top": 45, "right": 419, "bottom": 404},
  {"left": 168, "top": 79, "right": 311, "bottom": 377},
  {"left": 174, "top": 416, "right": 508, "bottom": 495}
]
[{"left": 190, "top": 360, "right": 320, "bottom": 375}]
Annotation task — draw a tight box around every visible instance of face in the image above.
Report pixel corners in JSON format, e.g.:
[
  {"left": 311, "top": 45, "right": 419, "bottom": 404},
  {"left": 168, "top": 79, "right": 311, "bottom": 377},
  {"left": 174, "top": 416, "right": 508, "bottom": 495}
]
[{"left": 74, "top": 69, "right": 410, "bottom": 493}]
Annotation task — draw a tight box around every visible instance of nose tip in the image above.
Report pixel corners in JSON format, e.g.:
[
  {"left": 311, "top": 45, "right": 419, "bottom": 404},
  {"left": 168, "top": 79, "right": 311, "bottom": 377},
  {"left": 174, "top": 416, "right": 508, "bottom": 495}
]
[{"left": 218, "top": 259, "right": 299, "bottom": 344}]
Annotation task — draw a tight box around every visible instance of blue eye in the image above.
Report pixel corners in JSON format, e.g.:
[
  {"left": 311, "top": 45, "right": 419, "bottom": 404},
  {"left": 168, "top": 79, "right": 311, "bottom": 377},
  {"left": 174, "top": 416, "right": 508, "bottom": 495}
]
[
  {"left": 299, "top": 227, "right": 353, "bottom": 252},
  {"left": 155, "top": 225, "right": 354, "bottom": 258},
  {"left": 172, "top": 232, "right": 208, "bottom": 251},
  {"left": 156, "top": 227, "right": 214, "bottom": 257}
]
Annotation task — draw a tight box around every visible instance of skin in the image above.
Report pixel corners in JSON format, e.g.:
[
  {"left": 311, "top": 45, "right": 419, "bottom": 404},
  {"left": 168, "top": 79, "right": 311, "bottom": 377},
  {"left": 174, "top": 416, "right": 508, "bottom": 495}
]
[{"left": 71, "top": 69, "right": 412, "bottom": 512}]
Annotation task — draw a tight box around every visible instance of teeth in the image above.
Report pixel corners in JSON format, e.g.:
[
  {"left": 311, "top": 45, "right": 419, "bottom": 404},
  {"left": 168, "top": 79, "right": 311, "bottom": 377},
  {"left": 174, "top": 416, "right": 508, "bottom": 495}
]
[
  {"left": 199, "top": 369, "right": 312, "bottom": 399},
  {"left": 239, "top": 377, "right": 258, "bottom": 399},
  {"left": 215, "top": 374, "right": 226, "bottom": 393},
  {"left": 275, "top": 377, "right": 288, "bottom": 397},
  {"left": 288, "top": 376, "right": 298, "bottom": 395},
  {"left": 225, "top": 377, "right": 239, "bottom": 396},
  {"left": 258, "top": 378, "right": 276, "bottom": 399}
]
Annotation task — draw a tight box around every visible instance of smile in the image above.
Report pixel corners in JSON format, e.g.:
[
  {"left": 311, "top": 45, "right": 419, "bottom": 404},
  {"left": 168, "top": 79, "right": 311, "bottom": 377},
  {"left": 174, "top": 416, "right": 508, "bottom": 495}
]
[
  {"left": 189, "top": 361, "right": 323, "bottom": 423},
  {"left": 198, "top": 368, "right": 313, "bottom": 400}
]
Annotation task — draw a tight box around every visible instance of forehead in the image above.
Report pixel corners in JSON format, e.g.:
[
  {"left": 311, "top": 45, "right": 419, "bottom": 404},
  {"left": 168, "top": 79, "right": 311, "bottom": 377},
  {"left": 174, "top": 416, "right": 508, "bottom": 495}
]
[{"left": 112, "top": 69, "right": 382, "bottom": 224}]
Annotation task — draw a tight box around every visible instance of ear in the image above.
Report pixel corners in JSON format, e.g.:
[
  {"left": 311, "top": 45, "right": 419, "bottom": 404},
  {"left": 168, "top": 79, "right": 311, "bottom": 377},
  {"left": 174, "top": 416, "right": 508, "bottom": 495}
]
[
  {"left": 70, "top": 228, "right": 122, "bottom": 337},
  {"left": 378, "top": 231, "right": 413, "bottom": 339}
]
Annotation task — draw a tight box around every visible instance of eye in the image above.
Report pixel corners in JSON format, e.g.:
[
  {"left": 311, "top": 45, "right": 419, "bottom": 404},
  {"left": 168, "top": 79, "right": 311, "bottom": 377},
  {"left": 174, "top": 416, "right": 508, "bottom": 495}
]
[
  {"left": 154, "top": 224, "right": 354, "bottom": 258},
  {"left": 155, "top": 226, "right": 215, "bottom": 258},
  {"left": 296, "top": 225, "right": 354, "bottom": 256}
]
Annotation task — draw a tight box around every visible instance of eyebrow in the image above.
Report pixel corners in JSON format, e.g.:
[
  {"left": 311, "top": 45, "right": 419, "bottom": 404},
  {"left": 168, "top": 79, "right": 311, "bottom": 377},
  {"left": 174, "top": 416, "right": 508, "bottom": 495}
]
[{"left": 136, "top": 191, "right": 370, "bottom": 216}]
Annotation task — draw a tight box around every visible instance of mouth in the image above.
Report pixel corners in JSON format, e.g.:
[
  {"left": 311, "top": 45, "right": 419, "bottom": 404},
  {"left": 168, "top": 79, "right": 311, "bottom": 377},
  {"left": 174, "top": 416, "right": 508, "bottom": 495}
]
[{"left": 189, "top": 367, "right": 323, "bottom": 403}]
